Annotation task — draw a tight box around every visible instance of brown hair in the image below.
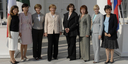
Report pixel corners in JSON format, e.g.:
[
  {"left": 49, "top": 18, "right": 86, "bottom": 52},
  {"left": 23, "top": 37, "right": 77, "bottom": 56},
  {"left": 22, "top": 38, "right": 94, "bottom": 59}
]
[
  {"left": 67, "top": 3, "right": 76, "bottom": 11},
  {"left": 80, "top": 5, "right": 88, "bottom": 14},
  {"left": 34, "top": 4, "right": 42, "bottom": 10},
  {"left": 49, "top": 4, "right": 56, "bottom": 10},
  {"left": 10, "top": 5, "right": 19, "bottom": 16}
]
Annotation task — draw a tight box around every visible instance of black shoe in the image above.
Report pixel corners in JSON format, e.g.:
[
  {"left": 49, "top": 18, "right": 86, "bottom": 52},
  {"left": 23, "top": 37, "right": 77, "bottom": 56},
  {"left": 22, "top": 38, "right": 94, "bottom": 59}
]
[
  {"left": 53, "top": 57, "right": 57, "bottom": 60},
  {"left": 84, "top": 60, "right": 89, "bottom": 62},
  {"left": 48, "top": 60, "right": 51, "bottom": 62},
  {"left": 70, "top": 59, "right": 76, "bottom": 61},
  {"left": 105, "top": 60, "right": 110, "bottom": 64},
  {"left": 38, "top": 57, "right": 42, "bottom": 59},
  {"left": 110, "top": 59, "right": 114, "bottom": 63},
  {"left": 10, "top": 61, "right": 17, "bottom": 64},
  {"left": 15, "top": 61, "right": 19, "bottom": 63},
  {"left": 67, "top": 56, "right": 69, "bottom": 59}
]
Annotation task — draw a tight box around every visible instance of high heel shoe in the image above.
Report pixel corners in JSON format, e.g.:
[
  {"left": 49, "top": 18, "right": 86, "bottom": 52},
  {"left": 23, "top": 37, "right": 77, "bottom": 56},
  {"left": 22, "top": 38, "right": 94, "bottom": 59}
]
[
  {"left": 105, "top": 60, "right": 110, "bottom": 64},
  {"left": 110, "top": 59, "right": 114, "bottom": 63},
  {"left": 10, "top": 61, "right": 17, "bottom": 64},
  {"left": 15, "top": 61, "right": 19, "bottom": 63}
]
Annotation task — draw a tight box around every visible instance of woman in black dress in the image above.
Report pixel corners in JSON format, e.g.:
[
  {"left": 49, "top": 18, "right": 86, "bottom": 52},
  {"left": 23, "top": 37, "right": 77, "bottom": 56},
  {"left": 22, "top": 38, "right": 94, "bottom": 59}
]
[
  {"left": 7, "top": 5, "right": 19, "bottom": 64},
  {"left": 101, "top": 5, "right": 119, "bottom": 64},
  {"left": 63, "top": 3, "right": 79, "bottom": 61}
]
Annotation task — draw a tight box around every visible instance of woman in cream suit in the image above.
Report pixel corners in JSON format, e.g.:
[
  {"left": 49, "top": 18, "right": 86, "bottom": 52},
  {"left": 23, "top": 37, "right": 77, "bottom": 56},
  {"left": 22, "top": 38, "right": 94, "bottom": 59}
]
[
  {"left": 79, "top": 5, "right": 91, "bottom": 62},
  {"left": 44, "top": 4, "right": 62, "bottom": 62},
  {"left": 92, "top": 5, "right": 103, "bottom": 63}
]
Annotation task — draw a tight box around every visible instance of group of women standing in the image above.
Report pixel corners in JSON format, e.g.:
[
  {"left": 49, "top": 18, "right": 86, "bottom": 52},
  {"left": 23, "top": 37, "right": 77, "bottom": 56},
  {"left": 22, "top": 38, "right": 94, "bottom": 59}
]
[{"left": 7, "top": 3, "right": 119, "bottom": 64}]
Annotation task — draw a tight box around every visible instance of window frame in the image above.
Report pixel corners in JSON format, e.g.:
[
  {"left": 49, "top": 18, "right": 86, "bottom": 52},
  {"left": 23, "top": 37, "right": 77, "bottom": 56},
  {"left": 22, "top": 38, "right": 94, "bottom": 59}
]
[{"left": 0, "top": 0, "right": 7, "bottom": 22}]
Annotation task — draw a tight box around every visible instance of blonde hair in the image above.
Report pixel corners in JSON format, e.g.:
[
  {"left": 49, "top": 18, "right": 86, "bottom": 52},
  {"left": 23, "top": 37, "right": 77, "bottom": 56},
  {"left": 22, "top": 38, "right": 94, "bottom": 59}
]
[
  {"left": 49, "top": 4, "right": 56, "bottom": 10},
  {"left": 34, "top": 4, "right": 42, "bottom": 10},
  {"left": 93, "top": 5, "right": 100, "bottom": 10}
]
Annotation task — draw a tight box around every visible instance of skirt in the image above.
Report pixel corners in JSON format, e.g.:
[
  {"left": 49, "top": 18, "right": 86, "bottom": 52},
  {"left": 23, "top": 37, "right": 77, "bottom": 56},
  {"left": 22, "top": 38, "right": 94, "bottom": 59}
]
[
  {"left": 8, "top": 31, "right": 19, "bottom": 51},
  {"left": 21, "top": 29, "right": 32, "bottom": 45},
  {"left": 101, "top": 36, "right": 119, "bottom": 49}
]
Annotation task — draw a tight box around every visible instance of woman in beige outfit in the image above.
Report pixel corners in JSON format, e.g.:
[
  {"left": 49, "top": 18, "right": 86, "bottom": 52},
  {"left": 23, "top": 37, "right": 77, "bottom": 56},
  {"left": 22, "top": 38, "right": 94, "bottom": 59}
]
[{"left": 44, "top": 4, "right": 62, "bottom": 62}]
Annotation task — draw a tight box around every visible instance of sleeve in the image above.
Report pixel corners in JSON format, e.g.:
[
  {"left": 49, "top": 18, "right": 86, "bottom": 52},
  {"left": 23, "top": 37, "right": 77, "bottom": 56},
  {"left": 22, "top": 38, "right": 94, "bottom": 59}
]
[
  {"left": 19, "top": 14, "right": 22, "bottom": 33},
  {"left": 99, "top": 14, "right": 104, "bottom": 36},
  {"left": 109, "top": 14, "right": 118, "bottom": 35},
  {"left": 63, "top": 14, "right": 66, "bottom": 28},
  {"left": 59, "top": 16, "right": 62, "bottom": 32},
  {"left": 30, "top": 14, "right": 33, "bottom": 27},
  {"left": 42, "top": 15, "right": 45, "bottom": 29},
  {"left": 69, "top": 14, "right": 79, "bottom": 31},
  {"left": 44, "top": 14, "right": 48, "bottom": 33},
  {"left": 32, "top": 14, "right": 34, "bottom": 23},
  {"left": 86, "top": 15, "right": 91, "bottom": 36}
]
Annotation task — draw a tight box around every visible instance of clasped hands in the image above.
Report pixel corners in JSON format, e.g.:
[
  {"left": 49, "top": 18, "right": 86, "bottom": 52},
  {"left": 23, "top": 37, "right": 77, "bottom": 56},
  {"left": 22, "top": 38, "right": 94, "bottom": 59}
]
[
  {"left": 65, "top": 28, "right": 70, "bottom": 33},
  {"left": 105, "top": 33, "right": 111, "bottom": 37}
]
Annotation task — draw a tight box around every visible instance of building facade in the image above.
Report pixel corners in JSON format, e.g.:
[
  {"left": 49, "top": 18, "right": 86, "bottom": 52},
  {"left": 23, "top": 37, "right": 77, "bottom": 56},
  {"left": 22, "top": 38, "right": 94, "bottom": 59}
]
[{"left": 0, "top": 0, "right": 128, "bottom": 23}]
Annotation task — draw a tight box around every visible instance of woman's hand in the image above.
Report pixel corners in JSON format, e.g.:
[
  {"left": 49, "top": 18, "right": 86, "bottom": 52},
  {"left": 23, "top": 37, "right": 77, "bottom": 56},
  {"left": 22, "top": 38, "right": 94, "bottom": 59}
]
[
  {"left": 19, "top": 33, "right": 22, "bottom": 37},
  {"left": 86, "top": 35, "right": 89, "bottom": 37},
  {"left": 8, "top": 34, "right": 11, "bottom": 38},
  {"left": 43, "top": 33, "right": 45, "bottom": 36},
  {"left": 107, "top": 34, "right": 111, "bottom": 37},
  {"left": 44, "top": 33, "right": 48, "bottom": 37},
  {"left": 65, "top": 28, "right": 69, "bottom": 33},
  {"left": 105, "top": 33, "right": 108, "bottom": 36},
  {"left": 99, "top": 35, "right": 101, "bottom": 39},
  {"left": 60, "top": 32, "right": 62, "bottom": 35}
]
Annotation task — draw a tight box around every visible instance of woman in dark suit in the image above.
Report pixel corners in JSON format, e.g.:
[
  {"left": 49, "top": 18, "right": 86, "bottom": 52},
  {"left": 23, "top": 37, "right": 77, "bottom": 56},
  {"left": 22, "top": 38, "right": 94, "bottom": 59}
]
[
  {"left": 101, "top": 5, "right": 119, "bottom": 64},
  {"left": 63, "top": 3, "right": 79, "bottom": 61}
]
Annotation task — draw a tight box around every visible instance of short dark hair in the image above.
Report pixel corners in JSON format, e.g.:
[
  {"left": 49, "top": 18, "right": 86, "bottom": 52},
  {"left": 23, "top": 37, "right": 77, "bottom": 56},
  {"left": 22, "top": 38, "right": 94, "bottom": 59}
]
[
  {"left": 22, "top": 3, "right": 29, "bottom": 11},
  {"left": 104, "top": 5, "right": 112, "bottom": 12},
  {"left": 67, "top": 3, "right": 76, "bottom": 11},
  {"left": 80, "top": 5, "right": 88, "bottom": 14}
]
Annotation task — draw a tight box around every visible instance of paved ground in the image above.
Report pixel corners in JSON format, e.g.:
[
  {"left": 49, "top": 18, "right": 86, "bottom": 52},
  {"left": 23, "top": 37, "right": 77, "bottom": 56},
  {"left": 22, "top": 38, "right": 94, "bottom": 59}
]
[{"left": 0, "top": 35, "right": 128, "bottom": 64}]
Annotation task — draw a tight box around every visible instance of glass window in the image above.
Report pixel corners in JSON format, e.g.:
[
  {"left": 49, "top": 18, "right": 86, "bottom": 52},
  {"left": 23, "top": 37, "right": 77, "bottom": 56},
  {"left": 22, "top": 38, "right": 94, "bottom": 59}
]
[{"left": 0, "top": 0, "right": 7, "bottom": 19}]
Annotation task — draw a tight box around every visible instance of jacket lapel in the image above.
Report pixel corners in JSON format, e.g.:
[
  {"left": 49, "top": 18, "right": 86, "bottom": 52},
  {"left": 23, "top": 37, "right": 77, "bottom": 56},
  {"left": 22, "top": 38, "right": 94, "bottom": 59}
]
[
  {"left": 104, "top": 13, "right": 112, "bottom": 22},
  {"left": 49, "top": 12, "right": 57, "bottom": 20},
  {"left": 108, "top": 14, "right": 112, "bottom": 22},
  {"left": 93, "top": 12, "right": 100, "bottom": 23},
  {"left": 68, "top": 12, "right": 75, "bottom": 21},
  {"left": 79, "top": 14, "right": 86, "bottom": 21}
]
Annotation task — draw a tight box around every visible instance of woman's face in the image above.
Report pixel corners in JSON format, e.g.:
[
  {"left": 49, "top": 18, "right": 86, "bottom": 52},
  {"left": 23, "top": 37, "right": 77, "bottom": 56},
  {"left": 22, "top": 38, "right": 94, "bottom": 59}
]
[
  {"left": 13, "top": 8, "right": 18, "bottom": 15},
  {"left": 94, "top": 8, "right": 99, "bottom": 14},
  {"left": 69, "top": 6, "right": 74, "bottom": 12},
  {"left": 23, "top": 7, "right": 29, "bottom": 12},
  {"left": 50, "top": 7, "right": 56, "bottom": 13},
  {"left": 35, "top": 7, "right": 41, "bottom": 14},
  {"left": 105, "top": 9, "right": 111, "bottom": 15},
  {"left": 81, "top": 8, "right": 86, "bottom": 14}
]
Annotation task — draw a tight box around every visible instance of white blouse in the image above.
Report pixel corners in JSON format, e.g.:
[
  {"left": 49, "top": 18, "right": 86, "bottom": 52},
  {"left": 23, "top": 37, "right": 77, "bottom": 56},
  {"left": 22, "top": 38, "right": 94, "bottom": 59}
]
[{"left": 38, "top": 14, "right": 40, "bottom": 21}]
